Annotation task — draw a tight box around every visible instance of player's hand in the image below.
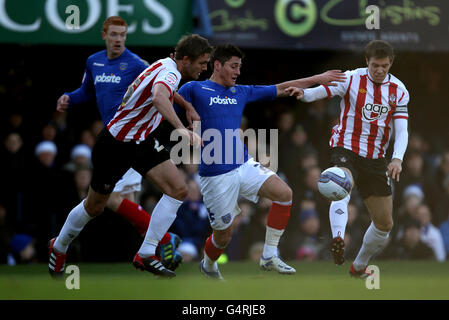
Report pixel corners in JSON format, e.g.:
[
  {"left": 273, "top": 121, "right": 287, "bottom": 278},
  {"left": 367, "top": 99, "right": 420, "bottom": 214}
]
[
  {"left": 314, "top": 70, "right": 346, "bottom": 87},
  {"left": 179, "top": 128, "right": 203, "bottom": 148},
  {"left": 284, "top": 87, "right": 304, "bottom": 100},
  {"left": 57, "top": 94, "right": 70, "bottom": 112},
  {"left": 387, "top": 158, "right": 403, "bottom": 182},
  {"left": 185, "top": 103, "right": 201, "bottom": 130}
]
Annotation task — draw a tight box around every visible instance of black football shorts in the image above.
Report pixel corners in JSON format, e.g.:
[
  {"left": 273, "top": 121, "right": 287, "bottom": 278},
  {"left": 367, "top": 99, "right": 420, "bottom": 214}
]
[
  {"left": 90, "top": 126, "right": 171, "bottom": 194},
  {"left": 329, "top": 147, "right": 392, "bottom": 199}
]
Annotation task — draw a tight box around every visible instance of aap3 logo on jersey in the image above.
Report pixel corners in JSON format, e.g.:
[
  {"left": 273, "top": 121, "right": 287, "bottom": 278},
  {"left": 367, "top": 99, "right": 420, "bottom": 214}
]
[
  {"left": 94, "top": 73, "right": 121, "bottom": 85},
  {"left": 362, "top": 103, "right": 390, "bottom": 121},
  {"left": 209, "top": 95, "right": 237, "bottom": 106}
]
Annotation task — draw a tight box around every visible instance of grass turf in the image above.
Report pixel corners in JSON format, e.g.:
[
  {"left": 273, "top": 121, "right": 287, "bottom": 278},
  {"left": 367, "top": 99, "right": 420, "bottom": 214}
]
[{"left": 1, "top": 260, "right": 448, "bottom": 300}]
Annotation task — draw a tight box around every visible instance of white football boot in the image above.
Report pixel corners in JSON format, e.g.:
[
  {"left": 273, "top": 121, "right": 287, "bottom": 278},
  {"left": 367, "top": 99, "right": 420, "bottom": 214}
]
[{"left": 259, "top": 255, "right": 296, "bottom": 274}]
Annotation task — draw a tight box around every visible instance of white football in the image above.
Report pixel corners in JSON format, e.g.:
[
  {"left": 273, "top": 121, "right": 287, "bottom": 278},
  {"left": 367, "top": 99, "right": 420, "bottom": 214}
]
[{"left": 317, "top": 167, "right": 352, "bottom": 201}]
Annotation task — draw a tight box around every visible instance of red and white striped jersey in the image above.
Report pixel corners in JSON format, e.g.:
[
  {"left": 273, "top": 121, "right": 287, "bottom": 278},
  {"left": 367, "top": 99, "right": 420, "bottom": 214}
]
[
  {"left": 325, "top": 68, "right": 409, "bottom": 159},
  {"left": 107, "top": 57, "right": 181, "bottom": 142}
]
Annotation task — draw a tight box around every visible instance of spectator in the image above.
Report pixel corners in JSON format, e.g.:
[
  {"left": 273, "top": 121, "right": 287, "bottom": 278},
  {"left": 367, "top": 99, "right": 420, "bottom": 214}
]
[
  {"left": 413, "top": 204, "right": 446, "bottom": 262},
  {"left": 292, "top": 208, "right": 329, "bottom": 261},
  {"left": 9, "top": 233, "right": 36, "bottom": 264},
  {"left": 63, "top": 144, "right": 92, "bottom": 173},
  {"left": 439, "top": 212, "right": 449, "bottom": 257},
  {"left": 380, "top": 218, "right": 435, "bottom": 260}
]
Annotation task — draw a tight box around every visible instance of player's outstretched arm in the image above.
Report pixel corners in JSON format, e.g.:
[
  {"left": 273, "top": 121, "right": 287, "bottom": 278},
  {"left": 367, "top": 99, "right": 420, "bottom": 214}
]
[
  {"left": 275, "top": 70, "right": 346, "bottom": 98},
  {"left": 173, "top": 92, "right": 200, "bottom": 130}
]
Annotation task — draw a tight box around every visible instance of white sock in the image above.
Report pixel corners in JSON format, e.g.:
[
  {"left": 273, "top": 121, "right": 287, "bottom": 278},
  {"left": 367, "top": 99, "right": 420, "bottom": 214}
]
[
  {"left": 263, "top": 226, "right": 283, "bottom": 258},
  {"left": 138, "top": 194, "right": 182, "bottom": 258},
  {"left": 53, "top": 200, "right": 93, "bottom": 253},
  {"left": 329, "top": 194, "right": 350, "bottom": 239},
  {"left": 353, "top": 222, "right": 389, "bottom": 271}
]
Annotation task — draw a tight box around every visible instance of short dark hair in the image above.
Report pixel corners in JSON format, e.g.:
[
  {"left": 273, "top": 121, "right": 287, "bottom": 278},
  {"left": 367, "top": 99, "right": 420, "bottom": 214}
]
[
  {"left": 174, "top": 34, "right": 213, "bottom": 62},
  {"left": 365, "top": 40, "right": 394, "bottom": 61},
  {"left": 210, "top": 44, "right": 244, "bottom": 70}
]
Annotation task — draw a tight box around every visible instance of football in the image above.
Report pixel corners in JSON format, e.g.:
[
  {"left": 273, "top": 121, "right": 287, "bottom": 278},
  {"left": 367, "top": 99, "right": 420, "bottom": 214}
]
[{"left": 317, "top": 167, "right": 352, "bottom": 201}]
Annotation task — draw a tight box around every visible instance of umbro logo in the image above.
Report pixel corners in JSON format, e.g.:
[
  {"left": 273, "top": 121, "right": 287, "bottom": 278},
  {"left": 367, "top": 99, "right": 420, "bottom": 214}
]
[{"left": 335, "top": 209, "right": 345, "bottom": 215}]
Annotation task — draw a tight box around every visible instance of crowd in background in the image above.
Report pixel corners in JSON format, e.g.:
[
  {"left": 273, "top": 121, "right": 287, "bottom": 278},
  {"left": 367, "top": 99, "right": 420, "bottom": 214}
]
[{"left": 1, "top": 45, "right": 448, "bottom": 265}]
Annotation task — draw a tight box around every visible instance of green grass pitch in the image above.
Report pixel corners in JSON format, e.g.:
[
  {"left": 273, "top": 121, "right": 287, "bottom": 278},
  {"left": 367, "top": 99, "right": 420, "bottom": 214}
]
[{"left": 1, "top": 260, "right": 448, "bottom": 300}]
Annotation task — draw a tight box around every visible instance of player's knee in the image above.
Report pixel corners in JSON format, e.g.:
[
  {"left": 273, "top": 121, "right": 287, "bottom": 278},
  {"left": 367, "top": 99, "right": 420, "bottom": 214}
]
[
  {"left": 375, "top": 219, "right": 393, "bottom": 232},
  {"left": 213, "top": 229, "right": 232, "bottom": 248},
  {"left": 170, "top": 184, "right": 188, "bottom": 201},
  {"left": 84, "top": 202, "right": 105, "bottom": 217},
  {"left": 273, "top": 184, "right": 292, "bottom": 203}
]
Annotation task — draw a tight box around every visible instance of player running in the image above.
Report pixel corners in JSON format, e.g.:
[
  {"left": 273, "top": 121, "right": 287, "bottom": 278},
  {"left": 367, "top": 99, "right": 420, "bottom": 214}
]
[
  {"left": 286, "top": 40, "right": 409, "bottom": 277},
  {"left": 175, "top": 44, "right": 345, "bottom": 279},
  {"left": 48, "top": 17, "right": 205, "bottom": 277}
]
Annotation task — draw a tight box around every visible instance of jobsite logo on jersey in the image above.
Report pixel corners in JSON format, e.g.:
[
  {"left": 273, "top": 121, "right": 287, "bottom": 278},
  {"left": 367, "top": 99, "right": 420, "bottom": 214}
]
[
  {"left": 209, "top": 95, "right": 238, "bottom": 106},
  {"left": 94, "top": 73, "right": 122, "bottom": 85}
]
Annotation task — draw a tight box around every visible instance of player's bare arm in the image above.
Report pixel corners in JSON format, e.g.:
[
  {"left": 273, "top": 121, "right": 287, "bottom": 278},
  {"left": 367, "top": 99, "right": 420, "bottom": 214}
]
[
  {"left": 275, "top": 70, "right": 346, "bottom": 98},
  {"left": 173, "top": 91, "right": 200, "bottom": 129},
  {"left": 153, "top": 83, "right": 202, "bottom": 148}
]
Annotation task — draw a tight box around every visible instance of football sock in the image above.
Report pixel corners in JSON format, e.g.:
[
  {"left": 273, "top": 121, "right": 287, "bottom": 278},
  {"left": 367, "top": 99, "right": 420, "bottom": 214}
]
[
  {"left": 116, "top": 198, "right": 172, "bottom": 244},
  {"left": 204, "top": 234, "right": 225, "bottom": 267},
  {"left": 353, "top": 222, "right": 389, "bottom": 271},
  {"left": 116, "top": 198, "right": 150, "bottom": 236},
  {"left": 263, "top": 200, "right": 292, "bottom": 258},
  {"left": 329, "top": 194, "right": 350, "bottom": 239},
  {"left": 137, "top": 194, "right": 182, "bottom": 258},
  {"left": 53, "top": 200, "right": 93, "bottom": 253}
]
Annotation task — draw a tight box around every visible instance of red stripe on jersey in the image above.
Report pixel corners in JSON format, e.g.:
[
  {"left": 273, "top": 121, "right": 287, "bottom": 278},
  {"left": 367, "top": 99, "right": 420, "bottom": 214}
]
[
  {"left": 351, "top": 75, "right": 367, "bottom": 154},
  {"left": 107, "top": 65, "right": 162, "bottom": 131},
  {"left": 393, "top": 115, "right": 408, "bottom": 120},
  {"left": 336, "top": 75, "right": 353, "bottom": 147},
  {"left": 112, "top": 71, "right": 160, "bottom": 140},
  {"left": 116, "top": 105, "right": 152, "bottom": 141},
  {"left": 323, "top": 85, "right": 331, "bottom": 99},
  {"left": 397, "top": 91, "right": 405, "bottom": 104},
  {"left": 378, "top": 83, "right": 398, "bottom": 158},
  {"left": 366, "top": 83, "right": 382, "bottom": 159},
  {"left": 132, "top": 106, "right": 158, "bottom": 140}
]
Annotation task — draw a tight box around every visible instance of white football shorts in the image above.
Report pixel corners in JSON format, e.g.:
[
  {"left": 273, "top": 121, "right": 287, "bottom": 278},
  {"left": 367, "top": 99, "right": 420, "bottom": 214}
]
[
  {"left": 113, "top": 168, "right": 142, "bottom": 195},
  {"left": 199, "top": 158, "right": 275, "bottom": 230}
]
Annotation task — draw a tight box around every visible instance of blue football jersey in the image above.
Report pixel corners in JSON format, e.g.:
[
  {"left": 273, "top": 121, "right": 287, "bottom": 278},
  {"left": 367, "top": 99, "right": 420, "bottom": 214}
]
[
  {"left": 176, "top": 79, "right": 277, "bottom": 177},
  {"left": 66, "top": 48, "right": 148, "bottom": 126}
]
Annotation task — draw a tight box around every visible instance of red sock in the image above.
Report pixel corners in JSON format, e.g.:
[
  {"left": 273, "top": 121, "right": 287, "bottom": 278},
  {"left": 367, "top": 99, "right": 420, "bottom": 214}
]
[
  {"left": 266, "top": 201, "right": 292, "bottom": 230},
  {"left": 116, "top": 199, "right": 172, "bottom": 244},
  {"left": 204, "top": 234, "right": 224, "bottom": 261},
  {"left": 116, "top": 199, "right": 150, "bottom": 235}
]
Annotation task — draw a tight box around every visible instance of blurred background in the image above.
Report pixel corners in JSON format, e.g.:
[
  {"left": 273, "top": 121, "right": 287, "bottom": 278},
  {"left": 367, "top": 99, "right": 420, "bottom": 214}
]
[{"left": 0, "top": 0, "right": 448, "bottom": 266}]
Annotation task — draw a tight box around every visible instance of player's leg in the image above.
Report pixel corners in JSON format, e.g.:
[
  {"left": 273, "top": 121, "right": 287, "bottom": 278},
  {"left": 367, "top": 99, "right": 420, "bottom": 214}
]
[
  {"left": 49, "top": 128, "right": 129, "bottom": 277},
  {"left": 238, "top": 159, "right": 295, "bottom": 274},
  {"left": 328, "top": 148, "right": 357, "bottom": 265},
  {"left": 256, "top": 174, "right": 295, "bottom": 274},
  {"left": 131, "top": 159, "right": 186, "bottom": 277},
  {"left": 351, "top": 195, "right": 392, "bottom": 275},
  {"left": 350, "top": 157, "right": 393, "bottom": 277},
  {"left": 199, "top": 171, "right": 240, "bottom": 280}
]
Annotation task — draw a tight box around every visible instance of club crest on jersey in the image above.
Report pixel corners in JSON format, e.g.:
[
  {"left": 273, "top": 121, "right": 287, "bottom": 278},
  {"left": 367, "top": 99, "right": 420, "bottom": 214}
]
[
  {"left": 362, "top": 103, "right": 390, "bottom": 121},
  {"left": 119, "top": 62, "right": 128, "bottom": 71},
  {"left": 388, "top": 94, "right": 397, "bottom": 107}
]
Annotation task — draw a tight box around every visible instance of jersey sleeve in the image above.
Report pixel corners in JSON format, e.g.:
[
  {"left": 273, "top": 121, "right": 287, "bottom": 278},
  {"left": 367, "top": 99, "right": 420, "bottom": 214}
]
[
  {"left": 396, "top": 86, "right": 410, "bottom": 107},
  {"left": 66, "top": 57, "right": 95, "bottom": 106},
  {"left": 245, "top": 85, "right": 277, "bottom": 104},
  {"left": 153, "top": 68, "right": 181, "bottom": 97},
  {"left": 325, "top": 69, "right": 353, "bottom": 98}
]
